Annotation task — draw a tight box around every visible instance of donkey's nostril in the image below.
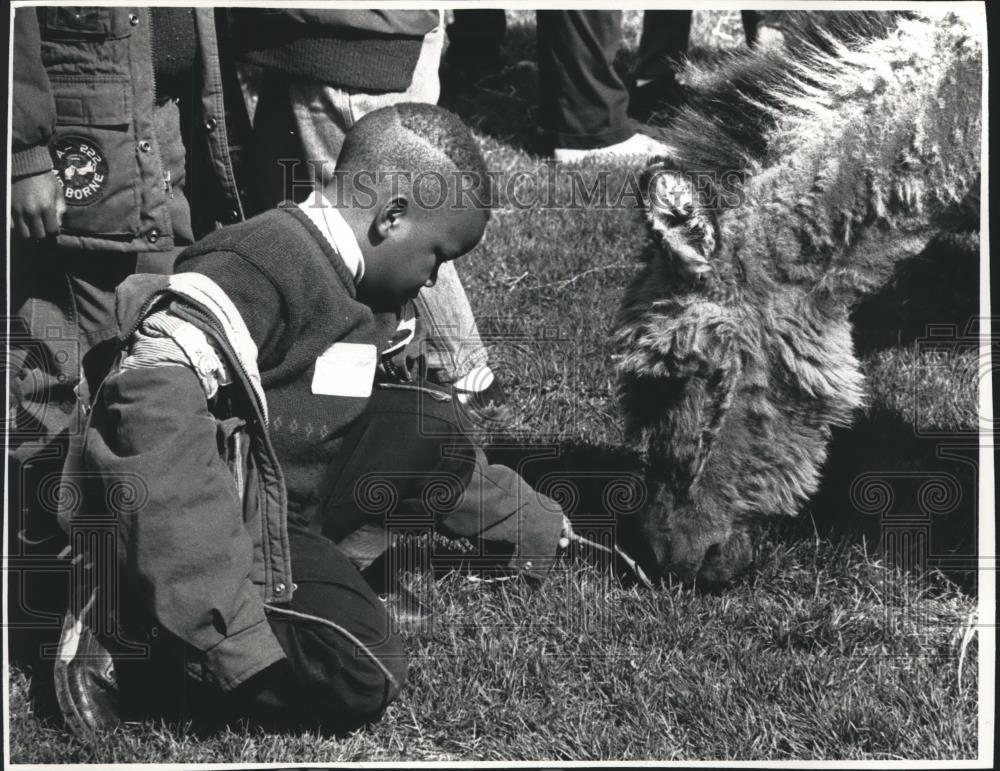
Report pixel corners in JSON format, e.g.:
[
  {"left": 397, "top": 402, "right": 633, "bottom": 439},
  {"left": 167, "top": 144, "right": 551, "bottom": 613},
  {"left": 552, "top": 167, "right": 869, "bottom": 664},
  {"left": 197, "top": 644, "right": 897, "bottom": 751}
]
[
  {"left": 697, "top": 533, "right": 754, "bottom": 588},
  {"left": 703, "top": 542, "right": 723, "bottom": 565},
  {"left": 694, "top": 542, "right": 728, "bottom": 587}
]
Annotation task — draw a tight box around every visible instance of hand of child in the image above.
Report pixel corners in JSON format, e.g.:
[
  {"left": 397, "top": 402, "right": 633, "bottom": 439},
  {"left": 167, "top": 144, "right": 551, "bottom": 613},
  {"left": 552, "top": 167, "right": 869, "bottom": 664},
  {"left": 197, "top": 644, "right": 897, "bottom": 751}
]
[
  {"left": 559, "top": 515, "right": 573, "bottom": 551},
  {"left": 11, "top": 170, "right": 65, "bottom": 240}
]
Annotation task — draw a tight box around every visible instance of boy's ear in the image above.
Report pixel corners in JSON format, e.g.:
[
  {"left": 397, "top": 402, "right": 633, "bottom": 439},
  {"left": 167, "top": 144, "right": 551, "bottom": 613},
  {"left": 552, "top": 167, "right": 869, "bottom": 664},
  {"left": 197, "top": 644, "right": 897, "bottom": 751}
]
[{"left": 375, "top": 196, "right": 409, "bottom": 238}]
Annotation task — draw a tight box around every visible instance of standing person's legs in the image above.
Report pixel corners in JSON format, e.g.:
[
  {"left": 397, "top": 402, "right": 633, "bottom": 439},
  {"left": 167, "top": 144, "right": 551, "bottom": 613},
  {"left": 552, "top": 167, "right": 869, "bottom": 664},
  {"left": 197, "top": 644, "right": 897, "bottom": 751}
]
[
  {"left": 445, "top": 9, "right": 507, "bottom": 76},
  {"left": 537, "top": 11, "right": 671, "bottom": 161},
  {"left": 629, "top": 11, "right": 692, "bottom": 122},
  {"left": 634, "top": 10, "right": 692, "bottom": 84},
  {"left": 446, "top": 9, "right": 507, "bottom": 56},
  {"left": 8, "top": 244, "right": 137, "bottom": 455},
  {"left": 247, "top": 71, "right": 310, "bottom": 208},
  {"left": 414, "top": 261, "right": 491, "bottom": 390},
  {"left": 741, "top": 11, "right": 762, "bottom": 47},
  {"left": 537, "top": 10, "right": 631, "bottom": 152}
]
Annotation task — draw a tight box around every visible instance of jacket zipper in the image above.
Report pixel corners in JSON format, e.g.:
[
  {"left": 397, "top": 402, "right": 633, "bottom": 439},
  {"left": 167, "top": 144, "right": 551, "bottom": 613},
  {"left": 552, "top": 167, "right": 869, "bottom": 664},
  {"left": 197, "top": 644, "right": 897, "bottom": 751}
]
[
  {"left": 149, "top": 8, "right": 159, "bottom": 105},
  {"left": 145, "top": 10, "right": 176, "bottom": 224}
]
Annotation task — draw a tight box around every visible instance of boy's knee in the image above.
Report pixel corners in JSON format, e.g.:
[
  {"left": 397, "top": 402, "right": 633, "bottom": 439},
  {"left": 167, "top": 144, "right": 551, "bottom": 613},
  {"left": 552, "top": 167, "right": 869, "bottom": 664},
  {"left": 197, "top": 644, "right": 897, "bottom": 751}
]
[
  {"left": 243, "top": 628, "right": 407, "bottom": 728},
  {"left": 297, "top": 625, "right": 408, "bottom": 725},
  {"left": 335, "top": 632, "right": 408, "bottom": 719},
  {"left": 265, "top": 591, "right": 408, "bottom": 724}
]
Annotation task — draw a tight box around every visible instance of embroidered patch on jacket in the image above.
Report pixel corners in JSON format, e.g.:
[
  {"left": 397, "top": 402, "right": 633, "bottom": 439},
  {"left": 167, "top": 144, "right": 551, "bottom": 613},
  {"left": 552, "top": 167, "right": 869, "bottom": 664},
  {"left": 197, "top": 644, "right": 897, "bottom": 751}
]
[{"left": 52, "top": 135, "right": 109, "bottom": 206}]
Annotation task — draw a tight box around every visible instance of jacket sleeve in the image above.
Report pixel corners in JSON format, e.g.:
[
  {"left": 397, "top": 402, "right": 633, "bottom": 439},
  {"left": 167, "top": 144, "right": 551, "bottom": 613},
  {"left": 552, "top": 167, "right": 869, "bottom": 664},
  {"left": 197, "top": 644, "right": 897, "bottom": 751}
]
[
  {"left": 84, "top": 361, "right": 286, "bottom": 691},
  {"left": 11, "top": 8, "right": 56, "bottom": 179}
]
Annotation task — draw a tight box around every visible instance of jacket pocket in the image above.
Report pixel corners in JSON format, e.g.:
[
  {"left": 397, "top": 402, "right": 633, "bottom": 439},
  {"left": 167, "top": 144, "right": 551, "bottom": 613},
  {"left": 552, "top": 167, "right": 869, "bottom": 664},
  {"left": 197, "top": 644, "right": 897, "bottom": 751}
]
[
  {"left": 49, "top": 79, "right": 141, "bottom": 237},
  {"left": 43, "top": 7, "right": 135, "bottom": 40}
]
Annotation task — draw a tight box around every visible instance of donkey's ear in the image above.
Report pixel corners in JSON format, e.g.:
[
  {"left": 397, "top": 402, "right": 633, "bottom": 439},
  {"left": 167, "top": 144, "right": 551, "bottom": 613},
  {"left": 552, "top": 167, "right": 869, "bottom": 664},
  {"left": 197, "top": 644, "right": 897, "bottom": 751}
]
[
  {"left": 639, "top": 158, "right": 674, "bottom": 207},
  {"left": 642, "top": 165, "right": 719, "bottom": 280}
]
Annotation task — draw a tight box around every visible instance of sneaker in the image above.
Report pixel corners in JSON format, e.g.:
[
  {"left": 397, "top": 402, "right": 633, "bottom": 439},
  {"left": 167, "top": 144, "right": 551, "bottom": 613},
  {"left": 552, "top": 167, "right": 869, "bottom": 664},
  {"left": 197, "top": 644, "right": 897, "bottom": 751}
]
[
  {"left": 455, "top": 368, "right": 513, "bottom": 429},
  {"left": 552, "top": 132, "right": 675, "bottom": 165},
  {"left": 53, "top": 587, "right": 121, "bottom": 737}
]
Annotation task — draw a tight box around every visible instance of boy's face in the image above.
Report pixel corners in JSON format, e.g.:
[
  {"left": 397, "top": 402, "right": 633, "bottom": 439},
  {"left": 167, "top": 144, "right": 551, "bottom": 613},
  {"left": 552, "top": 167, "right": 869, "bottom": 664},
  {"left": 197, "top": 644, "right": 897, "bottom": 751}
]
[{"left": 358, "top": 201, "right": 488, "bottom": 311}]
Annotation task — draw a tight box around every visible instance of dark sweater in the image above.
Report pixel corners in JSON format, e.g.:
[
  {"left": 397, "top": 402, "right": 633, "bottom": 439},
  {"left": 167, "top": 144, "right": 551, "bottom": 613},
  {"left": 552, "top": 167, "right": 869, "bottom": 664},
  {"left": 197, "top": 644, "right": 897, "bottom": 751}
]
[
  {"left": 151, "top": 8, "right": 198, "bottom": 102},
  {"left": 175, "top": 205, "right": 401, "bottom": 510},
  {"left": 232, "top": 9, "right": 438, "bottom": 93}
]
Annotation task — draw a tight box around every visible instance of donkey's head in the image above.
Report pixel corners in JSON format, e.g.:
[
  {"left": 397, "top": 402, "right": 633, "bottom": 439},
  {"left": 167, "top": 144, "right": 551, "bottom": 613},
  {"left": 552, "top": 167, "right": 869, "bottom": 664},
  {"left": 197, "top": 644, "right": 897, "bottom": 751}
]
[{"left": 615, "top": 163, "right": 866, "bottom": 587}]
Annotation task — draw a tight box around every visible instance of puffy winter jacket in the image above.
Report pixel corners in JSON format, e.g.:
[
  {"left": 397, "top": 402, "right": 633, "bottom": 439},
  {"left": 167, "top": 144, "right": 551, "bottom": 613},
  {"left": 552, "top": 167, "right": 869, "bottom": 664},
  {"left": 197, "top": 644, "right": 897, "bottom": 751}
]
[
  {"left": 11, "top": 7, "right": 246, "bottom": 253},
  {"left": 64, "top": 272, "right": 292, "bottom": 691}
]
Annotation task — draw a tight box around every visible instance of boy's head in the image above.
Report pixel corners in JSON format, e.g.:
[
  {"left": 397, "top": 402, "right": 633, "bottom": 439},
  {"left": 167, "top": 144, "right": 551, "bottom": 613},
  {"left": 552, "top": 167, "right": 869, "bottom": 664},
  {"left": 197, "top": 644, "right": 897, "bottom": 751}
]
[{"left": 331, "top": 103, "right": 493, "bottom": 311}]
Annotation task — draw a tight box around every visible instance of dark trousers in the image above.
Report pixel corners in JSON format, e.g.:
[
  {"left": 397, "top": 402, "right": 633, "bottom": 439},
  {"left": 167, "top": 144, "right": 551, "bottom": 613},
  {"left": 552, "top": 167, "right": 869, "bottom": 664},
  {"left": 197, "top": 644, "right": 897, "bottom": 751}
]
[
  {"left": 117, "top": 521, "right": 406, "bottom": 731},
  {"left": 742, "top": 11, "right": 762, "bottom": 46},
  {"left": 244, "top": 523, "right": 407, "bottom": 728},
  {"left": 634, "top": 11, "right": 692, "bottom": 82},
  {"left": 310, "top": 386, "right": 565, "bottom": 582},
  {"left": 635, "top": 11, "right": 762, "bottom": 82},
  {"left": 538, "top": 10, "right": 763, "bottom": 149},
  {"left": 8, "top": 246, "right": 138, "bottom": 459},
  {"left": 446, "top": 9, "right": 506, "bottom": 65},
  {"left": 537, "top": 10, "right": 632, "bottom": 150}
]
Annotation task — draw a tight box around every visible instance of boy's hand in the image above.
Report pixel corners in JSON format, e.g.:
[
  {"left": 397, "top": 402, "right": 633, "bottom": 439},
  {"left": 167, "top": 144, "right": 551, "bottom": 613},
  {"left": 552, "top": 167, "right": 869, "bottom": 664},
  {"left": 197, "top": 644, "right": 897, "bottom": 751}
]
[
  {"left": 11, "top": 170, "right": 65, "bottom": 240},
  {"left": 559, "top": 515, "right": 573, "bottom": 551}
]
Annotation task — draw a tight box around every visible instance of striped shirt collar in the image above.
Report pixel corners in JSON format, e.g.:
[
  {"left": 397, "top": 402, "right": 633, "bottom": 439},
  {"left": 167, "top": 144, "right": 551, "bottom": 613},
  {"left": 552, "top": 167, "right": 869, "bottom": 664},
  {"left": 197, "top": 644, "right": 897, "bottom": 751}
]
[{"left": 297, "top": 190, "right": 366, "bottom": 285}]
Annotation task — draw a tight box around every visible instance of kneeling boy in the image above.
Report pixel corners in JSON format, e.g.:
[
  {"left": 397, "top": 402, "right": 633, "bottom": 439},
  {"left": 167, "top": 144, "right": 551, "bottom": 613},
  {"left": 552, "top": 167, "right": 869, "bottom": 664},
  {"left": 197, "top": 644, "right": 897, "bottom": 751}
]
[{"left": 56, "top": 104, "right": 566, "bottom": 736}]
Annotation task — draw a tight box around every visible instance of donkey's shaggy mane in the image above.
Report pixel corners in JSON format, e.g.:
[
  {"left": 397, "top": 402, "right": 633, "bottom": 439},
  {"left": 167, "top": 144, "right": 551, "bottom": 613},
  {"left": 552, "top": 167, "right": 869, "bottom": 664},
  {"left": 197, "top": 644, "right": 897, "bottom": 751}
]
[{"left": 660, "top": 11, "right": 905, "bottom": 173}]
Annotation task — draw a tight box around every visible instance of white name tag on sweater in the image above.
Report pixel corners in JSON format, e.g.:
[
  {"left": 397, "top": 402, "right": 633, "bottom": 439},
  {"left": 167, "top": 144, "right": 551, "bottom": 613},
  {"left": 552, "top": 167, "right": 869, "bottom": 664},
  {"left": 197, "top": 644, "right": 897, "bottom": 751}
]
[{"left": 311, "top": 343, "right": 377, "bottom": 398}]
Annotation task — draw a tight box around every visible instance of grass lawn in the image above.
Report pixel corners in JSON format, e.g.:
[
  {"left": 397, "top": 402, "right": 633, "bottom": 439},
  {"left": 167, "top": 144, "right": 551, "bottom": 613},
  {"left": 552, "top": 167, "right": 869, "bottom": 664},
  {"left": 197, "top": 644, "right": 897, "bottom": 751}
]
[{"left": 5, "top": 10, "right": 984, "bottom": 764}]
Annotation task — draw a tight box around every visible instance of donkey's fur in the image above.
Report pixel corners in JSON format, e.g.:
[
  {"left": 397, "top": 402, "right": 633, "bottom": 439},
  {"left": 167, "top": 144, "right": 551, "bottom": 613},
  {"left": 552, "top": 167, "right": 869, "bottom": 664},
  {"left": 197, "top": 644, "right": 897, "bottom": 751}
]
[{"left": 614, "top": 11, "right": 982, "bottom": 586}]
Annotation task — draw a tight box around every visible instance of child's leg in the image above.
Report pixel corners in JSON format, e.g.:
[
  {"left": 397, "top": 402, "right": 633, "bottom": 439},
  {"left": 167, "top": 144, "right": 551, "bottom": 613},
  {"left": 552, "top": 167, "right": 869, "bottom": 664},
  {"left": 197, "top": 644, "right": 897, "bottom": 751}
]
[
  {"left": 246, "top": 523, "right": 407, "bottom": 728},
  {"left": 312, "top": 386, "right": 564, "bottom": 579},
  {"left": 312, "top": 387, "right": 478, "bottom": 557},
  {"left": 104, "top": 523, "right": 405, "bottom": 732}
]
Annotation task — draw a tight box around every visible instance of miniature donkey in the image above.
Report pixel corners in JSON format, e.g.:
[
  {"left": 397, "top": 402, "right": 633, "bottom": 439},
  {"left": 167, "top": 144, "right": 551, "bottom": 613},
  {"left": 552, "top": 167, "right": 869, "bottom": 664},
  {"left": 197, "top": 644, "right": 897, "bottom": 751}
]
[{"left": 614, "top": 11, "right": 982, "bottom": 586}]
